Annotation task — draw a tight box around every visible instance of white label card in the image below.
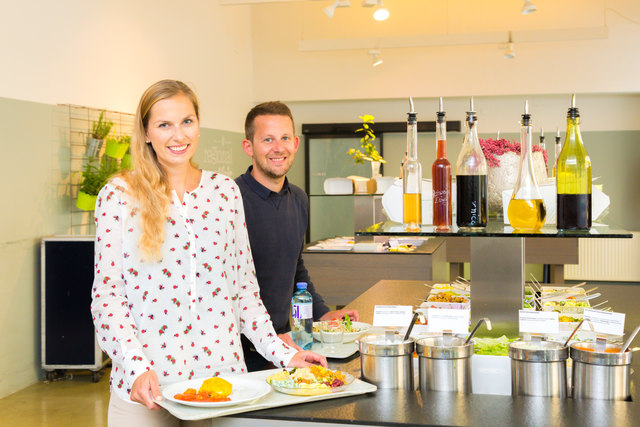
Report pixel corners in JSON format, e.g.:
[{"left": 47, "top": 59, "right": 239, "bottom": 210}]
[
  {"left": 427, "top": 309, "right": 470, "bottom": 334},
  {"left": 373, "top": 305, "right": 414, "bottom": 327},
  {"left": 519, "top": 310, "right": 559, "bottom": 334},
  {"left": 583, "top": 308, "right": 625, "bottom": 336}
]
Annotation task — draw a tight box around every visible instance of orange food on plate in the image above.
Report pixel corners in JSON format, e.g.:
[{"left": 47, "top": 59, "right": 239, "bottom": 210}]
[{"left": 174, "top": 377, "right": 232, "bottom": 402}]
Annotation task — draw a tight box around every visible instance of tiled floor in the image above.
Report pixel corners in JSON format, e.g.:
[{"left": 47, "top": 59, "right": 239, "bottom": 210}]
[{"left": 0, "top": 369, "right": 110, "bottom": 427}]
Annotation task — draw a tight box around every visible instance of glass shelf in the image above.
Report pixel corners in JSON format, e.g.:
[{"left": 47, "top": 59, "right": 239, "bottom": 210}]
[{"left": 356, "top": 220, "right": 632, "bottom": 239}]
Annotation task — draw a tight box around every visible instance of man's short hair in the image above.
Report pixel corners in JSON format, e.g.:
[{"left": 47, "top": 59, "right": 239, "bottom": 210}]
[{"left": 244, "top": 101, "right": 295, "bottom": 141}]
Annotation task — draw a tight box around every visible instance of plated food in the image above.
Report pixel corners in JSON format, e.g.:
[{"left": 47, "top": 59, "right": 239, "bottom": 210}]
[
  {"left": 266, "top": 366, "right": 354, "bottom": 396},
  {"left": 162, "top": 376, "right": 271, "bottom": 407},
  {"left": 173, "top": 377, "right": 232, "bottom": 403}
]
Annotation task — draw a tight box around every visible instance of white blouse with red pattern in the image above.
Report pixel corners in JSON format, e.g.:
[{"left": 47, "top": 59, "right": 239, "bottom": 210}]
[{"left": 91, "top": 171, "right": 295, "bottom": 402}]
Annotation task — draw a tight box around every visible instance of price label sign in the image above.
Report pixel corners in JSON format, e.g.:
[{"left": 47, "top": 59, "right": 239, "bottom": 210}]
[
  {"left": 583, "top": 308, "right": 625, "bottom": 336},
  {"left": 427, "top": 309, "right": 470, "bottom": 334},
  {"left": 373, "top": 305, "right": 413, "bottom": 327},
  {"left": 519, "top": 310, "right": 559, "bottom": 334}
]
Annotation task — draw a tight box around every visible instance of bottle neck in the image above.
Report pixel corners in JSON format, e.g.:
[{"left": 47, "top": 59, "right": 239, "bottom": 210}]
[
  {"left": 407, "top": 123, "right": 418, "bottom": 160},
  {"left": 436, "top": 120, "right": 447, "bottom": 158}
]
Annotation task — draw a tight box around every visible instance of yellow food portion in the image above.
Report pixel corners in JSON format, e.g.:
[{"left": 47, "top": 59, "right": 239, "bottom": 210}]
[{"left": 198, "top": 377, "right": 232, "bottom": 397}]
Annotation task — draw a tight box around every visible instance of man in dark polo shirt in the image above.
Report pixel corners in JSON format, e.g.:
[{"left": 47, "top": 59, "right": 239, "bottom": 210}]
[{"left": 236, "top": 101, "right": 359, "bottom": 371}]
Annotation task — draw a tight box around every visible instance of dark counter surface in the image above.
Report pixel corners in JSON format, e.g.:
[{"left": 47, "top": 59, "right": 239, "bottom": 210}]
[{"left": 231, "top": 280, "right": 640, "bottom": 426}]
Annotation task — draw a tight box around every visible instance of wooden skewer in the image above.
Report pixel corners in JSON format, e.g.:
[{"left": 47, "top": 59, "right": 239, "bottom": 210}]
[{"left": 591, "top": 300, "right": 609, "bottom": 309}]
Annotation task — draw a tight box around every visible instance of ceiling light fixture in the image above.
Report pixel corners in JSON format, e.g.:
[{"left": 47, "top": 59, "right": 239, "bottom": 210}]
[
  {"left": 369, "top": 49, "right": 383, "bottom": 66},
  {"left": 373, "top": 1, "right": 389, "bottom": 21},
  {"left": 522, "top": 0, "right": 537, "bottom": 15},
  {"left": 504, "top": 31, "right": 515, "bottom": 59},
  {"left": 324, "top": 0, "right": 350, "bottom": 19}
]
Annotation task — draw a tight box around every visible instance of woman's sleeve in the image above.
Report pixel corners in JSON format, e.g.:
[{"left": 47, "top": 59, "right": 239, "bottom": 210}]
[
  {"left": 230, "top": 183, "right": 297, "bottom": 367},
  {"left": 90, "top": 182, "right": 153, "bottom": 391}
]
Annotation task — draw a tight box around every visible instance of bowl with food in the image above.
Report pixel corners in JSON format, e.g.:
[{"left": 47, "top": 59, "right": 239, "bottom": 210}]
[
  {"left": 312, "top": 316, "right": 371, "bottom": 343},
  {"left": 266, "top": 366, "right": 354, "bottom": 396}
]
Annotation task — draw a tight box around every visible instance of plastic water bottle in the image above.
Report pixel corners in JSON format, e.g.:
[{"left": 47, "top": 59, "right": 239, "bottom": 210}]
[{"left": 291, "top": 282, "right": 313, "bottom": 350}]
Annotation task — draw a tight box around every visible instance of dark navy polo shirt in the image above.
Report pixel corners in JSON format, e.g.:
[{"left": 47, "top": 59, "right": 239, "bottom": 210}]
[{"left": 235, "top": 166, "right": 330, "bottom": 334}]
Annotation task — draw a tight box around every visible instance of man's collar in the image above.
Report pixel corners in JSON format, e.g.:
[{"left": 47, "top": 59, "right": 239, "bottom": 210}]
[{"left": 241, "top": 166, "right": 290, "bottom": 200}]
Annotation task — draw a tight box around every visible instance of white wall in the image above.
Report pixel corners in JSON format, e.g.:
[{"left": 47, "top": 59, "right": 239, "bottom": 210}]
[
  {"left": 0, "top": 0, "right": 254, "bottom": 399},
  {"left": 0, "top": 0, "right": 253, "bottom": 131},
  {"left": 251, "top": 0, "right": 640, "bottom": 102}
]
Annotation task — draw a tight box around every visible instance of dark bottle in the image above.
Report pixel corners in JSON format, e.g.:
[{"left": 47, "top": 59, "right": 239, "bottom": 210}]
[
  {"left": 432, "top": 97, "right": 452, "bottom": 231},
  {"left": 556, "top": 94, "right": 592, "bottom": 230},
  {"left": 456, "top": 97, "right": 488, "bottom": 228}
]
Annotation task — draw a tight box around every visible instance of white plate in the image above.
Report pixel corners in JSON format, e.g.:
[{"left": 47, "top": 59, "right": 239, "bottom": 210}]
[
  {"left": 312, "top": 341, "right": 359, "bottom": 359},
  {"left": 312, "top": 321, "right": 371, "bottom": 343},
  {"left": 268, "top": 371, "right": 355, "bottom": 396},
  {"left": 162, "top": 376, "right": 271, "bottom": 408}
]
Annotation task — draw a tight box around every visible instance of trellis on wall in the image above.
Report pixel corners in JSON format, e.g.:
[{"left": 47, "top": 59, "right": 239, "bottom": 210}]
[{"left": 58, "top": 104, "right": 135, "bottom": 235}]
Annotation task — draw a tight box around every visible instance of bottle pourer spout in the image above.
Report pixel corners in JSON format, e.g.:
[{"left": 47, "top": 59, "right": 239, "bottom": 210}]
[
  {"left": 556, "top": 128, "right": 560, "bottom": 137},
  {"left": 571, "top": 93, "right": 576, "bottom": 108},
  {"left": 409, "top": 96, "right": 415, "bottom": 114},
  {"left": 540, "top": 127, "right": 544, "bottom": 137},
  {"left": 439, "top": 97, "right": 443, "bottom": 113},
  {"left": 524, "top": 100, "right": 529, "bottom": 114},
  {"left": 469, "top": 96, "right": 474, "bottom": 112}
]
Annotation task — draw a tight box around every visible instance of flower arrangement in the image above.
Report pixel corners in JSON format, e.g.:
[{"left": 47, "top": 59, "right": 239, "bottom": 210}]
[
  {"left": 348, "top": 115, "right": 386, "bottom": 164},
  {"left": 479, "top": 137, "right": 548, "bottom": 168}
]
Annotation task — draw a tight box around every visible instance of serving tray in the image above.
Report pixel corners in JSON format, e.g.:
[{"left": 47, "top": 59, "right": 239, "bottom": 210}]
[{"left": 156, "top": 368, "right": 377, "bottom": 421}]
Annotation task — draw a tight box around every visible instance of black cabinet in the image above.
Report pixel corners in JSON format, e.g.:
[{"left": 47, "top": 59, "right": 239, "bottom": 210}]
[{"left": 40, "top": 236, "right": 108, "bottom": 380}]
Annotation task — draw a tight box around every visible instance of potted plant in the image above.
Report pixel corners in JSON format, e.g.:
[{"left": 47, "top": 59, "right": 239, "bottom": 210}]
[
  {"left": 76, "top": 157, "right": 120, "bottom": 211},
  {"left": 348, "top": 114, "right": 386, "bottom": 177},
  {"left": 85, "top": 110, "right": 114, "bottom": 158},
  {"left": 105, "top": 134, "right": 131, "bottom": 159},
  {"left": 121, "top": 146, "right": 133, "bottom": 170}
]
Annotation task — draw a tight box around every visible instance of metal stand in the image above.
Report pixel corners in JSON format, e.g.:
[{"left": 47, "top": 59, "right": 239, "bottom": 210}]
[{"left": 470, "top": 237, "right": 525, "bottom": 337}]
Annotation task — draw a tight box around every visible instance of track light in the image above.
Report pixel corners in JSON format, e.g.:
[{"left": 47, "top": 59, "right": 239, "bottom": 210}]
[
  {"left": 522, "top": 0, "right": 537, "bottom": 15},
  {"left": 369, "top": 49, "right": 383, "bottom": 66},
  {"left": 324, "top": 0, "right": 350, "bottom": 19},
  {"left": 373, "top": 1, "right": 389, "bottom": 21},
  {"left": 504, "top": 32, "right": 515, "bottom": 59}
]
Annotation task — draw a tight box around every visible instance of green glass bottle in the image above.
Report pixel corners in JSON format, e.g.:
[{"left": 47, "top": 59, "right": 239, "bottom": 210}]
[{"left": 556, "top": 94, "right": 592, "bottom": 230}]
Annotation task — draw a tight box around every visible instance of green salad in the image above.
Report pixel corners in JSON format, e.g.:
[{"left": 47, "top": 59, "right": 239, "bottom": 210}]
[{"left": 473, "top": 336, "right": 517, "bottom": 356}]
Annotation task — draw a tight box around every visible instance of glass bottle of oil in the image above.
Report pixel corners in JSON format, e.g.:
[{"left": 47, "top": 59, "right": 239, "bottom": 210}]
[
  {"left": 432, "top": 97, "right": 452, "bottom": 231},
  {"left": 403, "top": 97, "right": 422, "bottom": 231},
  {"left": 456, "top": 97, "right": 487, "bottom": 228},
  {"left": 507, "top": 100, "right": 547, "bottom": 231},
  {"left": 556, "top": 94, "right": 591, "bottom": 230}
]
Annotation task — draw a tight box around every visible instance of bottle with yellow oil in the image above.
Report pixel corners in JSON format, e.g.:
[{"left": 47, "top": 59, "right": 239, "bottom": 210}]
[
  {"left": 402, "top": 97, "right": 422, "bottom": 231},
  {"left": 507, "top": 100, "right": 547, "bottom": 231}
]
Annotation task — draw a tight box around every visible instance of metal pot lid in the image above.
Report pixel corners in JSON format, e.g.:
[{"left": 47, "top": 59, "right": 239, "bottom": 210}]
[
  {"left": 570, "top": 343, "right": 633, "bottom": 365},
  {"left": 415, "top": 336, "right": 473, "bottom": 359},
  {"left": 357, "top": 333, "right": 414, "bottom": 356},
  {"left": 508, "top": 340, "right": 568, "bottom": 362}
]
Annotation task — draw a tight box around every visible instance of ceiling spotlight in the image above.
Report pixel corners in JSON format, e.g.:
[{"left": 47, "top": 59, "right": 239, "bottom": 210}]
[
  {"left": 504, "top": 32, "right": 515, "bottom": 59},
  {"left": 369, "top": 49, "right": 383, "bottom": 66},
  {"left": 324, "top": 0, "right": 350, "bottom": 19},
  {"left": 522, "top": 0, "right": 537, "bottom": 15},
  {"left": 373, "top": 1, "right": 389, "bottom": 21}
]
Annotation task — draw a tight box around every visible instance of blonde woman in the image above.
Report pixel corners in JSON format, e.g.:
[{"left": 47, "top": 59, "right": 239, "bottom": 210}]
[{"left": 91, "top": 80, "right": 325, "bottom": 426}]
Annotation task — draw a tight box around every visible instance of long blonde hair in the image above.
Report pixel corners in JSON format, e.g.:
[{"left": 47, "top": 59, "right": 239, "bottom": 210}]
[{"left": 123, "top": 80, "right": 200, "bottom": 260}]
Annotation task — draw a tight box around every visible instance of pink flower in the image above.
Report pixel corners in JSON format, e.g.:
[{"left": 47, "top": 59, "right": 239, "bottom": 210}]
[{"left": 479, "top": 138, "right": 548, "bottom": 168}]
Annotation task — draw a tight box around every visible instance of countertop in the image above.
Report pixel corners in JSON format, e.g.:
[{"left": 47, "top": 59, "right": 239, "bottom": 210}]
[{"left": 226, "top": 280, "right": 640, "bottom": 426}]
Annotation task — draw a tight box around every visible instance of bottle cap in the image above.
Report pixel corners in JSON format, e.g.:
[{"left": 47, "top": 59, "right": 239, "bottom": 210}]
[
  {"left": 296, "top": 282, "right": 308, "bottom": 290},
  {"left": 567, "top": 94, "right": 580, "bottom": 119}
]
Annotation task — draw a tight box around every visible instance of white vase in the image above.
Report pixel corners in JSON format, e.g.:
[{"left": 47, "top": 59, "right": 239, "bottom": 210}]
[{"left": 371, "top": 161, "right": 381, "bottom": 178}]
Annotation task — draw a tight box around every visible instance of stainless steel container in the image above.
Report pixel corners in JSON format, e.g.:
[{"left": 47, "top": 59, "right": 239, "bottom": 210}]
[
  {"left": 358, "top": 332, "right": 415, "bottom": 389},
  {"left": 509, "top": 340, "right": 568, "bottom": 398},
  {"left": 415, "top": 334, "right": 473, "bottom": 394},
  {"left": 570, "top": 342, "right": 632, "bottom": 400}
]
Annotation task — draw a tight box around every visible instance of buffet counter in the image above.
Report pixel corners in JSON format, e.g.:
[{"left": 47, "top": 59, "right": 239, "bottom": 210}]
[{"left": 214, "top": 280, "right": 640, "bottom": 427}]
